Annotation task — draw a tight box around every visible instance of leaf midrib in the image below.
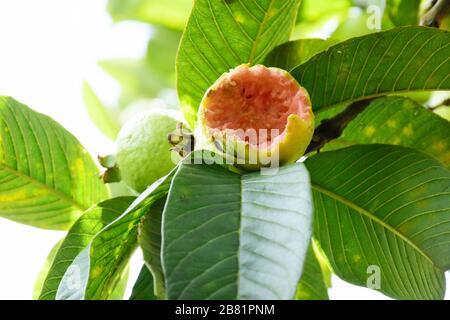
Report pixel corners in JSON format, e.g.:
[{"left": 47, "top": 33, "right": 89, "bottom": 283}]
[
  {"left": 0, "top": 163, "right": 85, "bottom": 212},
  {"left": 236, "top": 171, "right": 243, "bottom": 299},
  {"left": 311, "top": 183, "right": 435, "bottom": 265},
  {"left": 317, "top": 88, "right": 446, "bottom": 113},
  {"left": 248, "top": 0, "right": 276, "bottom": 65}
]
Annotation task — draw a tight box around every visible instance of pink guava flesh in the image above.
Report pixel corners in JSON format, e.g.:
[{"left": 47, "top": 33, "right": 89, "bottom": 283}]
[{"left": 204, "top": 65, "right": 311, "bottom": 146}]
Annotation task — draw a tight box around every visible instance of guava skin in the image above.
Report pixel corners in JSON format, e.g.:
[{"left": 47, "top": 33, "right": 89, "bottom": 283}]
[
  {"left": 197, "top": 64, "right": 314, "bottom": 170},
  {"left": 115, "top": 110, "right": 182, "bottom": 193}
]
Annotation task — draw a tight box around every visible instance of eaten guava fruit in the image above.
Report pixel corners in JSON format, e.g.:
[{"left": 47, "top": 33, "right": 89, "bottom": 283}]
[
  {"left": 197, "top": 64, "right": 314, "bottom": 169},
  {"left": 114, "top": 109, "right": 186, "bottom": 193}
]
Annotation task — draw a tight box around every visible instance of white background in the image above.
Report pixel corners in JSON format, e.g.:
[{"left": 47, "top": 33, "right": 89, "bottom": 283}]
[{"left": 0, "top": 0, "right": 447, "bottom": 300}]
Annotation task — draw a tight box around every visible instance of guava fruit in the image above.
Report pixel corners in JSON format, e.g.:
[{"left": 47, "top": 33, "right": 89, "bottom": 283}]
[
  {"left": 114, "top": 109, "right": 185, "bottom": 193},
  {"left": 197, "top": 64, "right": 314, "bottom": 169}
]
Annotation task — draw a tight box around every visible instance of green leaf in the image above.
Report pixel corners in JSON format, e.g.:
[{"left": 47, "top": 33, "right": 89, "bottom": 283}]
[
  {"left": 312, "top": 239, "right": 333, "bottom": 288},
  {"left": 162, "top": 154, "right": 313, "bottom": 299},
  {"left": 291, "top": 27, "right": 450, "bottom": 112},
  {"left": 295, "top": 245, "right": 329, "bottom": 300},
  {"left": 38, "top": 197, "right": 135, "bottom": 300},
  {"left": 99, "top": 59, "right": 166, "bottom": 107},
  {"left": 305, "top": 144, "right": 450, "bottom": 299},
  {"left": 139, "top": 198, "right": 165, "bottom": 299},
  {"left": 177, "top": 0, "right": 302, "bottom": 127},
  {"left": 292, "top": 0, "right": 350, "bottom": 39},
  {"left": 146, "top": 27, "right": 182, "bottom": 86},
  {"left": 108, "top": 264, "right": 130, "bottom": 300},
  {"left": 323, "top": 96, "right": 450, "bottom": 169},
  {"left": 82, "top": 82, "right": 120, "bottom": 140},
  {"left": 100, "top": 28, "right": 180, "bottom": 108},
  {"left": 33, "top": 239, "right": 63, "bottom": 300},
  {"left": 386, "top": 0, "right": 421, "bottom": 26},
  {"left": 297, "top": 0, "right": 350, "bottom": 23},
  {"left": 435, "top": 105, "right": 450, "bottom": 122},
  {"left": 56, "top": 171, "right": 174, "bottom": 300},
  {"left": 265, "top": 38, "right": 334, "bottom": 71},
  {"left": 0, "top": 97, "right": 108, "bottom": 230},
  {"left": 129, "top": 265, "right": 156, "bottom": 300},
  {"left": 330, "top": 8, "right": 379, "bottom": 42},
  {"left": 108, "top": 0, "right": 192, "bottom": 30}
]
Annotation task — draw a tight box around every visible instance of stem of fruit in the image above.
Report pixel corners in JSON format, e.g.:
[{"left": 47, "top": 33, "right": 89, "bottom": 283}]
[
  {"left": 306, "top": 98, "right": 375, "bottom": 154},
  {"left": 168, "top": 122, "right": 195, "bottom": 157}
]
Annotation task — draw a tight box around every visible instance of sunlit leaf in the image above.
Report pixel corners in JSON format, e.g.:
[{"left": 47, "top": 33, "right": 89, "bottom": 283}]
[
  {"left": 99, "top": 59, "right": 165, "bottom": 108},
  {"left": 295, "top": 245, "right": 329, "bottom": 300},
  {"left": 56, "top": 172, "right": 174, "bottom": 299},
  {"left": 82, "top": 82, "right": 120, "bottom": 140},
  {"left": 0, "top": 97, "right": 108, "bottom": 229},
  {"left": 435, "top": 105, "right": 450, "bottom": 121},
  {"left": 292, "top": 0, "right": 350, "bottom": 39},
  {"left": 139, "top": 198, "right": 165, "bottom": 299},
  {"left": 129, "top": 265, "right": 156, "bottom": 300},
  {"left": 108, "top": 0, "right": 192, "bottom": 30},
  {"left": 330, "top": 8, "right": 378, "bottom": 42},
  {"left": 146, "top": 27, "right": 182, "bottom": 86},
  {"left": 33, "top": 239, "right": 63, "bottom": 300},
  {"left": 38, "top": 197, "right": 135, "bottom": 300}
]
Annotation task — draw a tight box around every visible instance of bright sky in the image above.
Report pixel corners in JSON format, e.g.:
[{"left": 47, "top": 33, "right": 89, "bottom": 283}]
[{"left": 0, "top": 0, "right": 447, "bottom": 300}]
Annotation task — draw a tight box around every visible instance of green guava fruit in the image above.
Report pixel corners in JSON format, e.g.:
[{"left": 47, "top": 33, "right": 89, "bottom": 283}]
[
  {"left": 115, "top": 109, "right": 183, "bottom": 192},
  {"left": 197, "top": 64, "right": 314, "bottom": 170}
]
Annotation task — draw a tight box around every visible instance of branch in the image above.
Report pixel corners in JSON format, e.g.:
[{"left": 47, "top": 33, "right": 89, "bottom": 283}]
[
  {"left": 306, "top": 98, "right": 375, "bottom": 154},
  {"left": 421, "top": 0, "right": 450, "bottom": 28}
]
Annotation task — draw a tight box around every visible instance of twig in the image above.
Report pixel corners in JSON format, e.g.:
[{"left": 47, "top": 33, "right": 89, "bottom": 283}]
[
  {"left": 305, "top": 98, "right": 375, "bottom": 154},
  {"left": 420, "top": 0, "right": 450, "bottom": 28}
]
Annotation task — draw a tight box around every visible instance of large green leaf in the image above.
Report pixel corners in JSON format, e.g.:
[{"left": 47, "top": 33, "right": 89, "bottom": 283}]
[
  {"left": 129, "top": 265, "right": 156, "bottom": 300},
  {"left": 305, "top": 144, "right": 450, "bottom": 299},
  {"left": 0, "top": 97, "right": 108, "bottom": 229},
  {"left": 56, "top": 172, "right": 174, "bottom": 300},
  {"left": 108, "top": 0, "right": 192, "bottom": 30},
  {"left": 323, "top": 96, "right": 450, "bottom": 169},
  {"left": 177, "top": 0, "right": 302, "bottom": 127},
  {"left": 295, "top": 245, "right": 329, "bottom": 300},
  {"left": 38, "top": 197, "right": 135, "bottom": 300},
  {"left": 265, "top": 38, "right": 333, "bottom": 71},
  {"left": 291, "top": 27, "right": 450, "bottom": 112},
  {"left": 139, "top": 198, "right": 165, "bottom": 299},
  {"left": 162, "top": 153, "right": 313, "bottom": 299}
]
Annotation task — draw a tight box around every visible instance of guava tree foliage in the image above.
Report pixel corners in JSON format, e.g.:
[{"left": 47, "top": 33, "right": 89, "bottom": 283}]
[{"left": 1, "top": 0, "right": 450, "bottom": 300}]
